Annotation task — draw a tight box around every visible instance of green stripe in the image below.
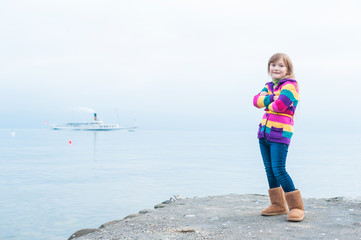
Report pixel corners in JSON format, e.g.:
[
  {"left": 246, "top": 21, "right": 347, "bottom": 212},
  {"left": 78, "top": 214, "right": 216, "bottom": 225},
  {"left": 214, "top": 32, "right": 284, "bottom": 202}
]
[
  {"left": 293, "top": 100, "right": 299, "bottom": 107},
  {"left": 265, "top": 126, "right": 271, "bottom": 134},
  {"left": 282, "top": 131, "right": 293, "bottom": 139},
  {"left": 280, "top": 89, "right": 296, "bottom": 102},
  {"left": 263, "top": 95, "right": 271, "bottom": 106}
]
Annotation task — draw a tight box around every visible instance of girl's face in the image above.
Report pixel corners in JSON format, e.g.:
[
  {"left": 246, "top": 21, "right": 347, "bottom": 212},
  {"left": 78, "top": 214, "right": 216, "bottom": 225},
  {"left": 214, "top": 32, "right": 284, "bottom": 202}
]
[{"left": 269, "top": 58, "right": 288, "bottom": 79}]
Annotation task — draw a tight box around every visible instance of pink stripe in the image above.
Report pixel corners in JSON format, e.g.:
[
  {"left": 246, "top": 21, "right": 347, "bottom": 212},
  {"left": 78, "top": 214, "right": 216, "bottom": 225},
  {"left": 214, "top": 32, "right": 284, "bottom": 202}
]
[
  {"left": 283, "top": 109, "right": 294, "bottom": 116},
  {"left": 269, "top": 102, "right": 279, "bottom": 112},
  {"left": 253, "top": 95, "right": 259, "bottom": 107},
  {"left": 275, "top": 101, "right": 287, "bottom": 112},
  {"left": 269, "top": 114, "right": 294, "bottom": 125}
]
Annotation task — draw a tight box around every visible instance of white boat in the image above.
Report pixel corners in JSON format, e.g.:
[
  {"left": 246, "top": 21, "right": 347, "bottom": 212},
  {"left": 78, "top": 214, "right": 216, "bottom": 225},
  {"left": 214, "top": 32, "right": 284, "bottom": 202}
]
[{"left": 52, "top": 113, "right": 137, "bottom": 131}]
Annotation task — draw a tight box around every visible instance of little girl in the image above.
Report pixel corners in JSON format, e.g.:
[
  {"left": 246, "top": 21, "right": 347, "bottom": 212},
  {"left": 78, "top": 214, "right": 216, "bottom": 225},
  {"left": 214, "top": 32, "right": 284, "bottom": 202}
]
[{"left": 253, "top": 53, "right": 304, "bottom": 222}]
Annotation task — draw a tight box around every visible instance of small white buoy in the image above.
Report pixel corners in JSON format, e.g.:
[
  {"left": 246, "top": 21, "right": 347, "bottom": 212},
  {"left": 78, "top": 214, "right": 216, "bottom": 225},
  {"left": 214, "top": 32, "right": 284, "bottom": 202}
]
[{"left": 10, "top": 131, "right": 15, "bottom": 137}]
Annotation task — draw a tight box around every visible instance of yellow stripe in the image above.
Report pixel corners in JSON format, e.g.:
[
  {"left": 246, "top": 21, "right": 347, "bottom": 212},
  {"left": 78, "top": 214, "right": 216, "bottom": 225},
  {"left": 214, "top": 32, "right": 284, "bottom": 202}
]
[
  {"left": 282, "top": 83, "right": 298, "bottom": 91},
  {"left": 257, "top": 96, "right": 266, "bottom": 108},
  {"left": 268, "top": 104, "right": 275, "bottom": 112},
  {"left": 261, "top": 119, "right": 293, "bottom": 132},
  {"left": 266, "top": 111, "right": 293, "bottom": 118},
  {"left": 265, "top": 120, "right": 293, "bottom": 132}
]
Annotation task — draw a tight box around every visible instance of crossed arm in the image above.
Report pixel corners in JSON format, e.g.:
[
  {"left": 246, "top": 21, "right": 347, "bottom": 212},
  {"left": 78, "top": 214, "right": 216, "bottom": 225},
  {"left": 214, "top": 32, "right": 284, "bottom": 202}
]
[
  {"left": 260, "top": 91, "right": 279, "bottom": 100},
  {"left": 253, "top": 84, "right": 298, "bottom": 112}
]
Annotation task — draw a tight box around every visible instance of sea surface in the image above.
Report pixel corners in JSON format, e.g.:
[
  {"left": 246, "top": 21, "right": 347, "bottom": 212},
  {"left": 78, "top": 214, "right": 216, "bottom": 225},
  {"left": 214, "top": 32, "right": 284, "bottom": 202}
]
[{"left": 1, "top": 129, "right": 360, "bottom": 240}]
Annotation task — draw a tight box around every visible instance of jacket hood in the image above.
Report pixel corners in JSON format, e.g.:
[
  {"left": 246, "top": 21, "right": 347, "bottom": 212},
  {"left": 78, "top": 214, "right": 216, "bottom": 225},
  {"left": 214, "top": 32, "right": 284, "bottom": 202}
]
[{"left": 278, "top": 78, "right": 297, "bottom": 85}]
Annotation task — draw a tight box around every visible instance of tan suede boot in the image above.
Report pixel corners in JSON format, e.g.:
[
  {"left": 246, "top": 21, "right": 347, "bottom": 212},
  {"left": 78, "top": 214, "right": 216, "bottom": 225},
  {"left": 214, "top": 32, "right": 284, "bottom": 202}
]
[
  {"left": 285, "top": 189, "right": 304, "bottom": 222},
  {"left": 261, "top": 187, "right": 288, "bottom": 216}
]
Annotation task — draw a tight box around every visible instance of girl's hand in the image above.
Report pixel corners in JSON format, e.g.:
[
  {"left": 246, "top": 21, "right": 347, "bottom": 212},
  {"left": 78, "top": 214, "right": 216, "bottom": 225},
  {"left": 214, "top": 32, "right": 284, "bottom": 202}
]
[
  {"left": 260, "top": 91, "right": 268, "bottom": 96},
  {"left": 273, "top": 95, "right": 294, "bottom": 106}
]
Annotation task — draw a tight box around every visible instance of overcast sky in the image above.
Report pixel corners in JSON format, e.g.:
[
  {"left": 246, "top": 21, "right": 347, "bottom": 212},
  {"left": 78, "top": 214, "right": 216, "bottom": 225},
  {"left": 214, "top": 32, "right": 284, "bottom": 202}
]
[{"left": 1, "top": 0, "right": 360, "bottom": 131}]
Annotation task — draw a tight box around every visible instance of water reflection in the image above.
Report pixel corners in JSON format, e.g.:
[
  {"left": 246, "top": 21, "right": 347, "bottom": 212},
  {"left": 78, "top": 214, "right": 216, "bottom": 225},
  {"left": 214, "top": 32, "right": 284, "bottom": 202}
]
[{"left": 93, "top": 131, "right": 97, "bottom": 155}]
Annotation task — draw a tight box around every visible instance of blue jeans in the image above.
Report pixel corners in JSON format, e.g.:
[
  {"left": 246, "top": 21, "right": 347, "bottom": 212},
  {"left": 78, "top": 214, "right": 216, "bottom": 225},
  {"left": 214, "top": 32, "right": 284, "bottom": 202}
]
[{"left": 259, "top": 138, "right": 296, "bottom": 193}]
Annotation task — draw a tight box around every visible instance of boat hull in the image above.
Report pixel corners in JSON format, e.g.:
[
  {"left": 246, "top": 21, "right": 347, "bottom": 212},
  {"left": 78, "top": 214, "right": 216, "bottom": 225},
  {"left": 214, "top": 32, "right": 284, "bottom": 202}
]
[
  {"left": 52, "top": 114, "right": 137, "bottom": 132},
  {"left": 52, "top": 127, "right": 123, "bottom": 131},
  {"left": 51, "top": 122, "right": 135, "bottom": 131}
]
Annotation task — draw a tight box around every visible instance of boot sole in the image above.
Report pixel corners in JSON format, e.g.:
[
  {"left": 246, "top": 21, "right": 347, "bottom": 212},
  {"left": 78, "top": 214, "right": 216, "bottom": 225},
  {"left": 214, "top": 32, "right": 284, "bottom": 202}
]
[
  {"left": 262, "top": 211, "right": 288, "bottom": 216},
  {"left": 287, "top": 217, "right": 304, "bottom": 222}
]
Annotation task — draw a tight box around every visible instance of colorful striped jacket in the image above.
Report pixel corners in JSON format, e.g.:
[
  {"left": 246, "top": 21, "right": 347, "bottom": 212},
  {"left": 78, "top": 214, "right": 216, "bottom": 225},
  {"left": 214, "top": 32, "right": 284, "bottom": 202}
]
[{"left": 253, "top": 78, "right": 299, "bottom": 145}]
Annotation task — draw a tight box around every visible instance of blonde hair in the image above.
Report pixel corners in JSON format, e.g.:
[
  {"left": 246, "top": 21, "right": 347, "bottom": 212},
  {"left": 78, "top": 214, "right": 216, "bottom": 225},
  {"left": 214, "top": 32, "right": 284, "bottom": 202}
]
[{"left": 267, "top": 53, "right": 295, "bottom": 79}]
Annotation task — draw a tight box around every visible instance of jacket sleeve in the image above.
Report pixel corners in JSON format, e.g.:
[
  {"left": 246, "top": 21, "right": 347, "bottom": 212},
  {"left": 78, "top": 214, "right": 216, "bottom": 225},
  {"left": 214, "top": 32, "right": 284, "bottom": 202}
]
[
  {"left": 267, "top": 82, "right": 299, "bottom": 112},
  {"left": 253, "top": 86, "right": 275, "bottom": 109}
]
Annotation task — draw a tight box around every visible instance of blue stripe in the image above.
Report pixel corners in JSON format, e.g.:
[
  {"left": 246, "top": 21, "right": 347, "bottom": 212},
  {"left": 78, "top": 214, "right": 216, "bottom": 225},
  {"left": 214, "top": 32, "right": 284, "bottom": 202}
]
[{"left": 280, "top": 89, "right": 296, "bottom": 102}]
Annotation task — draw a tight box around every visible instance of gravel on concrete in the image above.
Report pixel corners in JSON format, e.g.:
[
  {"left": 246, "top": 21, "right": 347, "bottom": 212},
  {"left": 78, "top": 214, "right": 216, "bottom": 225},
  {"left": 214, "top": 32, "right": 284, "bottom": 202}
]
[{"left": 69, "top": 194, "right": 361, "bottom": 240}]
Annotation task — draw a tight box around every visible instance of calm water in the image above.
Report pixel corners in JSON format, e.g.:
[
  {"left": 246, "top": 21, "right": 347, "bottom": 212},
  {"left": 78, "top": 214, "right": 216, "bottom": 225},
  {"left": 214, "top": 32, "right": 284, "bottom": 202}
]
[{"left": 1, "top": 129, "right": 360, "bottom": 239}]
